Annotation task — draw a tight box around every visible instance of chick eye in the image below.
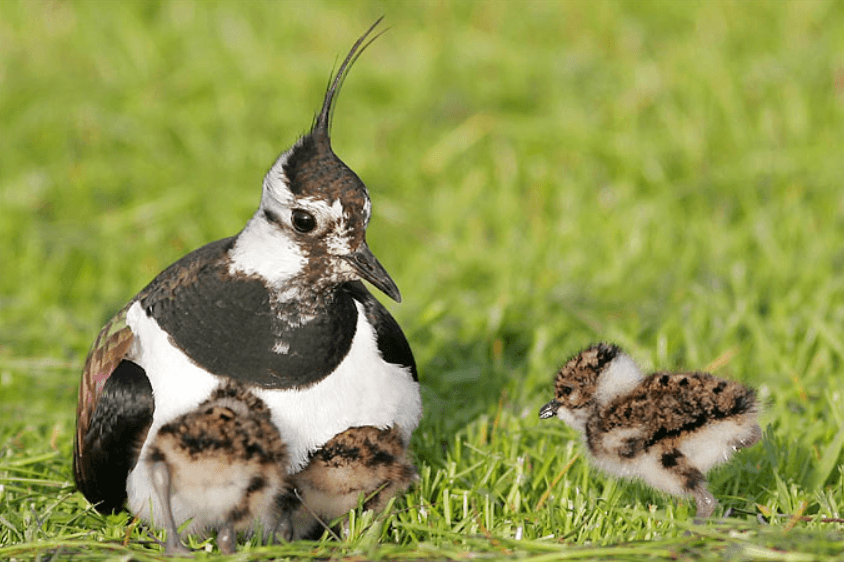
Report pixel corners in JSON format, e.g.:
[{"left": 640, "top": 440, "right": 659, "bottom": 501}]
[
  {"left": 560, "top": 385, "right": 574, "bottom": 396},
  {"left": 291, "top": 209, "right": 316, "bottom": 233}
]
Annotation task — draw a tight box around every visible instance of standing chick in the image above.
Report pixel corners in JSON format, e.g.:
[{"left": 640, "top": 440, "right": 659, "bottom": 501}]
[
  {"left": 147, "top": 381, "right": 293, "bottom": 554},
  {"left": 539, "top": 343, "right": 761, "bottom": 519}
]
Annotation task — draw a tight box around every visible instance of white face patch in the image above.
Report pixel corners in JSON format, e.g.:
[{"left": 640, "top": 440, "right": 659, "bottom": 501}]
[
  {"left": 261, "top": 148, "right": 296, "bottom": 206},
  {"left": 232, "top": 166, "right": 355, "bottom": 285},
  {"left": 555, "top": 406, "right": 588, "bottom": 433},
  {"left": 363, "top": 196, "right": 372, "bottom": 226},
  {"left": 324, "top": 200, "right": 354, "bottom": 256},
  {"left": 229, "top": 211, "right": 307, "bottom": 286},
  {"left": 595, "top": 353, "right": 644, "bottom": 405},
  {"left": 293, "top": 197, "right": 354, "bottom": 257},
  {"left": 325, "top": 227, "right": 352, "bottom": 256},
  {"left": 255, "top": 146, "right": 368, "bottom": 277}
]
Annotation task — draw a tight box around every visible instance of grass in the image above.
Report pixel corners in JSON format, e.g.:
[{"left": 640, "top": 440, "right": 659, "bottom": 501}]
[{"left": 1, "top": 0, "right": 843, "bottom": 560}]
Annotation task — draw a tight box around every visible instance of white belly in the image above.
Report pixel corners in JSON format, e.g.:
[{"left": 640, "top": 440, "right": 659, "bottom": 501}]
[{"left": 123, "top": 300, "right": 422, "bottom": 527}]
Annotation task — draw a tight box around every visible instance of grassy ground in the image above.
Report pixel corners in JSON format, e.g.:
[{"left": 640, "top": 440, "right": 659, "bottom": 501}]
[{"left": 2, "top": 1, "right": 843, "bottom": 560}]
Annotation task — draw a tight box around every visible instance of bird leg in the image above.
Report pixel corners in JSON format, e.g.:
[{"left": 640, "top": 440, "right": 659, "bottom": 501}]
[
  {"left": 273, "top": 510, "right": 294, "bottom": 543},
  {"left": 268, "top": 487, "right": 298, "bottom": 543},
  {"left": 149, "top": 460, "right": 190, "bottom": 555},
  {"left": 216, "top": 521, "right": 236, "bottom": 554},
  {"left": 692, "top": 484, "right": 718, "bottom": 521},
  {"left": 668, "top": 450, "right": 718, "bottom": 521},
  {"left": 733, "top": 424, "right": 762, "bottom": 450}
]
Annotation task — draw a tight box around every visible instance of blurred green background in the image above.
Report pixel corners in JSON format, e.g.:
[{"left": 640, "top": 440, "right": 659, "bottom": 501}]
[{"left": 1, "top": 1, "right": 843, "bottom": 559}]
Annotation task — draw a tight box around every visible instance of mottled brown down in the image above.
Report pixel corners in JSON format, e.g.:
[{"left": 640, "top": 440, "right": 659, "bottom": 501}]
[
  {"left": 148, "top": 381, "right": 292, "bottom": 554},
  {"left": 290, "top": 425, "right": 417, "bottom": 539},
  {"left": 541, "top": 344, "right": 761, "bottom": 519}
]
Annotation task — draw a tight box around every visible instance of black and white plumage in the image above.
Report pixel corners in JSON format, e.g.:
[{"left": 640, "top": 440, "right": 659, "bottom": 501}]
[
  {"left": 539, "top": 343, "right": 761, "bottom": 519},
  {"left": 147, "top": 381, "right": 293, "bottom": 554},
  {"left": 74, "top": 19, "right": 422, "bottom": 538}
]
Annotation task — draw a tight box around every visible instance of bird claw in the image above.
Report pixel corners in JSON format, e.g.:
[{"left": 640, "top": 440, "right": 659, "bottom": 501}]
[
  {"left": 273, "top": 515, "right": 294, "bottom": 543},
  {"left": 164, "top": 539, "right": 192, "bottom": 557},
  {"left": 216, "top": 523, "right": 236, "bottom": 554},
  {"left": 693, "top": 487, "right": 717, "bottom": 520}
]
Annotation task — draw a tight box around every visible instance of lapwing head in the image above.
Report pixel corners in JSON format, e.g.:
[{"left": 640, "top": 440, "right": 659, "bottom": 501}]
[
  {"left": 539, "top": 343, "right": 627, "bottom": 430},
  {"left": 231, "top": 19, "right": 400, "bottom": 303}
]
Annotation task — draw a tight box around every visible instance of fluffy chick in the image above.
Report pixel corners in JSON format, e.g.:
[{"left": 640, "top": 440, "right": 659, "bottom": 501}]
[
  {"left": 146, "top": 381, "right": 293, "bottom": 554},
  {"left": 539, "top": 343, "right": 761, "bottom": 519},
  {"left": 289, "top": 425, "right": 416, "bottom": 539}
]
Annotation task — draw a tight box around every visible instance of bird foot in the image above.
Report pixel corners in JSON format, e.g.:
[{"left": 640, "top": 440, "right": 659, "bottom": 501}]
[
  {"left": 164, "top": 538, "right": 192, "bottom": 557},
  {"left": 216, "top": 523, "right": 236, "bottom": 554},
  {"left": 693, "top": 487, "right": 718, "bottom": 521}
]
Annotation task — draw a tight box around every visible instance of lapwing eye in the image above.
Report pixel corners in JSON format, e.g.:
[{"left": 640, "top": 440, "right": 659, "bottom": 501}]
[
  {"left": 560, "top": 385, "right": 574, "bottom": 396},
  {"left": 291, "top": 209, "right": 317, "bottom": 233}
]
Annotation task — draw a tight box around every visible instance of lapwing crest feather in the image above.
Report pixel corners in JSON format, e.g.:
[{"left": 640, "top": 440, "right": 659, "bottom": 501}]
[{"left": 313, "top": 17, "right": 387, "bottom": 140}]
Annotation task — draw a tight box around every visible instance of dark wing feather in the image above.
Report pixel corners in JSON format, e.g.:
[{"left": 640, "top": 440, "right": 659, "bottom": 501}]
[
  {"left": 73, "top": 302, "right": 154, "bottom": 512},
  {"left": 72, "top": 238, "right": 234, "bottom": 509},
  {"left": 72, "top": 239, "right": 232, "bottom": 509},
  {"left": 74, "top": 303, "right": 134, "bottom": 477},
  {"left": 75, "top": 360, "right": 153, "bottom": 512}
]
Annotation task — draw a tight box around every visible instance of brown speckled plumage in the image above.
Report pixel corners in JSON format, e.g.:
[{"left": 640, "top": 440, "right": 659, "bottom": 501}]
[
  {"left": 589, "top": 371, "right": 757, "bottom": 453},
  {"left": 290, "top": 426, "right": 416, "bottom": 539},
  {"left": 552, "top": 342, "right": 620, "bottom": 411},
  {"left": 148, "top": 381, "right": 292, "bottom": 554},
  {"left": 153, "top": 382, "right": 286, "bottom": 466}
]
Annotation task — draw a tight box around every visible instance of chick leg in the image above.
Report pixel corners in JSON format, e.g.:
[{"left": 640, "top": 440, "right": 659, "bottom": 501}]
[
  {"left": 733, "top": 424, "right": 762, "bottom": 450},
  {"left": 269, "top": 490, "right": 297, "bottom": 544},
  {"left": 678, "top": 461, "right": 717, "bottom": 520},
  {"left": 216, "top": 521, "right": 236, "bottom": 554},
  {"left": 692, "top": 485, "right": 718, "bottom": 519},
  {"left": 149, "top": 460, "right": 190, "bottom": 555},
  {"left": 659, "top": 449, "right": 718, "bottom": 520}
]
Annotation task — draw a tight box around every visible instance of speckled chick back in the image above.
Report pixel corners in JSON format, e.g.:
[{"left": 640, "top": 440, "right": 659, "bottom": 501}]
[{"left": 587, "top": 370, "right": 758, "bottom": 462}]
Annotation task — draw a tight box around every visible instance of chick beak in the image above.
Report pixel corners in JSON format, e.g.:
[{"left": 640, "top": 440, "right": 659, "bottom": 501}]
[
  {"left": 343, "top": 242, "right": 402, "bottom": 302},
  {"left": 538, "top": 400, "right": 560, "bottom": 420}
]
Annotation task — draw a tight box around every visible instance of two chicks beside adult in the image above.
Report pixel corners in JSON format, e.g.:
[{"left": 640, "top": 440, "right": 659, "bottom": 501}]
[
  {"left": 74, "top": 19, "right": 420, "bottom": 554},
  {"left": 148, "top": 381, "right": 414, "bottom": 554}
]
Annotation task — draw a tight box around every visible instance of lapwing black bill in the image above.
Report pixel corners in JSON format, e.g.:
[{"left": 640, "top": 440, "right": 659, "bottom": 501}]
[{"left": 74, "top": 18, "right": 423, "bottom": 537}]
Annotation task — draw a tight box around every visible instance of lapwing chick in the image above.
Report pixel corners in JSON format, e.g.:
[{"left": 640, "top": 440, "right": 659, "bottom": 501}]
[
  {"left": 146, "top": 381, "right": 293, "bottom": 554},
  {"left": 539, "top": 343, "right": 761, "bottom": 519},
  {"left": 289, "top": 425, "right": 417, "bottom": 539},
  {"left": 74, "top": 18, "right": 422, "bottom": 532}
]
